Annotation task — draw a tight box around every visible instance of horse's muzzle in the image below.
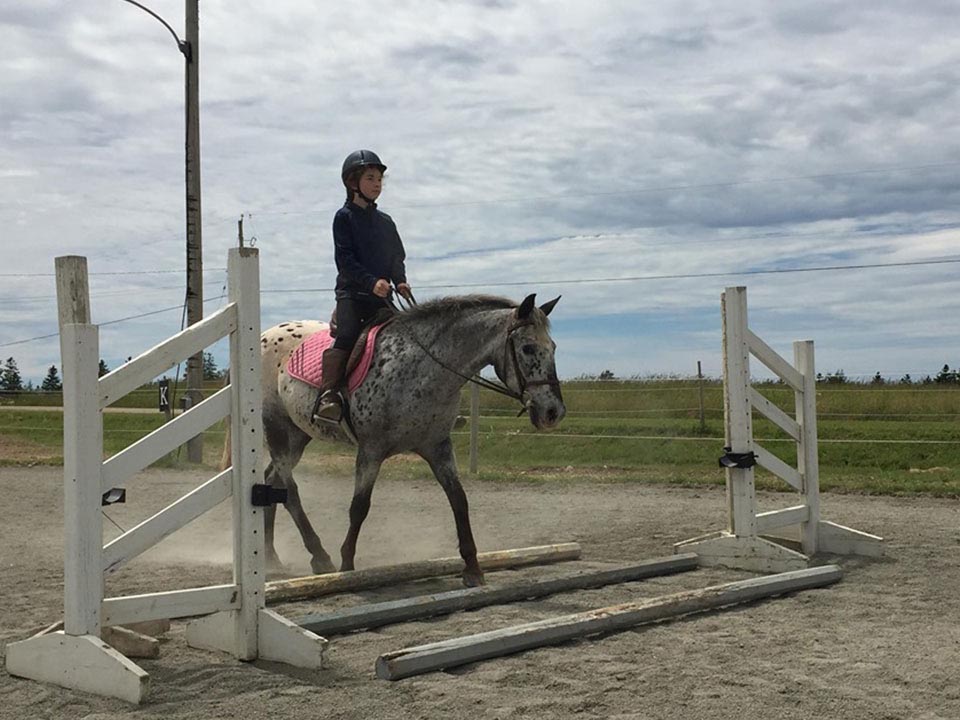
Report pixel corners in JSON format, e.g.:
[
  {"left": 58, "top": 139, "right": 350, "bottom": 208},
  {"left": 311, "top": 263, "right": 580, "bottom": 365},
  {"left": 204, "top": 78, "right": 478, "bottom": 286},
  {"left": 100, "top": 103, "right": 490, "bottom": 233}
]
[{"left": 530, "top": 400, "right": 566, "bottom": 430}]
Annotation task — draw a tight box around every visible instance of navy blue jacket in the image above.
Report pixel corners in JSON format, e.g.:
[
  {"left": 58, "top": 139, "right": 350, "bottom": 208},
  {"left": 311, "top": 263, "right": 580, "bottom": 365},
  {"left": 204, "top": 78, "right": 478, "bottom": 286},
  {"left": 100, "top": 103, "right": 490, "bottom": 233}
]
[{"left": 332, "top": 201, "right": 407, "bottom": 300}]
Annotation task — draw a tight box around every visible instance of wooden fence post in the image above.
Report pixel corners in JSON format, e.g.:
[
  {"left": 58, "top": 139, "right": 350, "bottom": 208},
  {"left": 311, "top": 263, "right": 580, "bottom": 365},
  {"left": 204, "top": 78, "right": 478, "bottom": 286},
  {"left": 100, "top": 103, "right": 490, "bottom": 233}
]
[{"left": 469, "top": 383, "right": 479, "bottom": 474}]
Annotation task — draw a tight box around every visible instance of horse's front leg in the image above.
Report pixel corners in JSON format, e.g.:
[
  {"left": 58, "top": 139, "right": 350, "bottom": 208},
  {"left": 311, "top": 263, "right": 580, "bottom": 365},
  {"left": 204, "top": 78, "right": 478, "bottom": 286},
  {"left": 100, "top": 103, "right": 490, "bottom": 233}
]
[
  {"left": 422, "top": 437, "right": 484, "bottom": 587},
  {"left": 340, "top": 450, "right": 384, "bottom": 572}
]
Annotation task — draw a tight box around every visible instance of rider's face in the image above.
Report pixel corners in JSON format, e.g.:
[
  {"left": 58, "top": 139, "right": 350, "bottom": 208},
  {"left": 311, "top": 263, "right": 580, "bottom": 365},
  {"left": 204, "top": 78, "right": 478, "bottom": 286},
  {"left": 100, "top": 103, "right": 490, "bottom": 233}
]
[{"left": 357, "top": 168, "right": 382, "bottom": 201}]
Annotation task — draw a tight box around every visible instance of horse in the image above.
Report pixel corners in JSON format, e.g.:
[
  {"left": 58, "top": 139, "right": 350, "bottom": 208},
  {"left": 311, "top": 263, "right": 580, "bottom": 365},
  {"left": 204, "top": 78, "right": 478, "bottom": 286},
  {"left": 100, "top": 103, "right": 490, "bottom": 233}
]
[{"left": 244, "top": 292, "right": 565, "bottom": 587}]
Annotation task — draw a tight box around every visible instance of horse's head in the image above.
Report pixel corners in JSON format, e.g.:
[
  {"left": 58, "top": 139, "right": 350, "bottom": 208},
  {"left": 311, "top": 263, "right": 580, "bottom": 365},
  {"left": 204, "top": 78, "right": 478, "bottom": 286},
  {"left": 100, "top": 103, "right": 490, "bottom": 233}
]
[{"left": 496, "top": 294, "right": 566, "bottom": 430}]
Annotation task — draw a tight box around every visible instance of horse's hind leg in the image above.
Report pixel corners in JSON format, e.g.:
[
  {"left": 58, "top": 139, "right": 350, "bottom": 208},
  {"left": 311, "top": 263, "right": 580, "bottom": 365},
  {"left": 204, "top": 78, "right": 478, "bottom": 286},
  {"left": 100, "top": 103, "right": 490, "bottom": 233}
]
[
  {"left": 420, "top": 437, "right": 484, "bottom": 587},
  {"left": 339, "top": 449, "right": 384, "bottom": 572},
  {"left": 281, "top": 473, "right": 337, "bottom": 575},
  {"left": 264, "top": 413, "right": 336, "bottom": 575}
]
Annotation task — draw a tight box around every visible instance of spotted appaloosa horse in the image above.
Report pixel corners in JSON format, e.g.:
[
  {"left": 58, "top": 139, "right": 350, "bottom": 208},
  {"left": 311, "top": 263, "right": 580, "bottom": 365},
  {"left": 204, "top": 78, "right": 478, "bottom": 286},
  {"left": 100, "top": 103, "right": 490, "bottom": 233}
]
[{"left": 253, "top": 293, "right": 565, "bottom": 587}]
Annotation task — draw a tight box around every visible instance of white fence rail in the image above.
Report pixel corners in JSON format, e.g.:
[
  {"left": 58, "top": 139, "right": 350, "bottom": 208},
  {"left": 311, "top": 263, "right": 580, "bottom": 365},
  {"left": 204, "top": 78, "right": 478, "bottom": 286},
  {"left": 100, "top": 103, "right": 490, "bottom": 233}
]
[{"left": 5, "top": 249, "right": 326, "bottom": 704}]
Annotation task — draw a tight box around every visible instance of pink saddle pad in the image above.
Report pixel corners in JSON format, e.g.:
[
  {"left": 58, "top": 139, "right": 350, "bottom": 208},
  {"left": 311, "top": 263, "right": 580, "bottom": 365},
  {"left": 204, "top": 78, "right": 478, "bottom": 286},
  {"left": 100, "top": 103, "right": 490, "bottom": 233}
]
[{"left": 286, "top": 323, "right": 385, "bottom": 394}]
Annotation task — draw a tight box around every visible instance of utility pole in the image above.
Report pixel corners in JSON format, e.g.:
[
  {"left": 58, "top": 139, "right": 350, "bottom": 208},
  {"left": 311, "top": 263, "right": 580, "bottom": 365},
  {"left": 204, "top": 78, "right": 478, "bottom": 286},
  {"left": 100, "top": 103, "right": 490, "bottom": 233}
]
[
  {"left": 119, "top": 1, "right": 204, "bottom": 461},
  {"left": 184, "top": 0, "right": 204, "bottom": 462}
]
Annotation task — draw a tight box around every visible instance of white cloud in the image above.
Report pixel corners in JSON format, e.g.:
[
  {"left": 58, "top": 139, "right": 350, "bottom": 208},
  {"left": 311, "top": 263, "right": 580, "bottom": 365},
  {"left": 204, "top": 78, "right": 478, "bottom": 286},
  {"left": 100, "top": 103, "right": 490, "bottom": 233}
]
[{"left": 2, "top": 1, "right": 959, "bottom": 382}]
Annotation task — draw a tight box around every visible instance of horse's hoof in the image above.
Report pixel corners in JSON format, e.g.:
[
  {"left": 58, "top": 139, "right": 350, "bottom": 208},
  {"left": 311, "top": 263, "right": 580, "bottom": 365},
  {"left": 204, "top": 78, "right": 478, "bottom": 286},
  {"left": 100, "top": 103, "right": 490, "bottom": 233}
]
[
  {"left": 310, "top": 555, "right": 337, "bottom": 575},
  {"left": 462, "top": 570, "right": 486, "bottom": 588}
]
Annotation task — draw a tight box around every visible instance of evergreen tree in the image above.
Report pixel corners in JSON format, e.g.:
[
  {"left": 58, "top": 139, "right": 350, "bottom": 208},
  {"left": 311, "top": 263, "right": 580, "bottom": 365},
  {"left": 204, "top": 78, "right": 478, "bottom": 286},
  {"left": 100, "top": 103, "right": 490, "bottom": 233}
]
[
  {"left": 823, "top": 369, "right": 847, "bottom": 384},
  {"left": 202, "top": 351, "right": 221, "bottom": 380},
  {"left": 41, "top": 365, "right": 62, "bottom": 391},
  {"left": 99, "top": 359, "right": 110, "bottom": 377},
  {"left": 1, "top": 357, "right": 23, "bottom": 392},
  {"left": 934, "top": 364, "right": 958, "bottom": 384}
]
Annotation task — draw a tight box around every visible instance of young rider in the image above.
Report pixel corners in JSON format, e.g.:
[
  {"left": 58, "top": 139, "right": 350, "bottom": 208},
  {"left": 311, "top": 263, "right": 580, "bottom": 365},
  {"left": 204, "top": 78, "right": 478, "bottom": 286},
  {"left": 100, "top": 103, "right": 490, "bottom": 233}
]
[{"left": 313, "top": 149, "right": 412, "bottom": 423}]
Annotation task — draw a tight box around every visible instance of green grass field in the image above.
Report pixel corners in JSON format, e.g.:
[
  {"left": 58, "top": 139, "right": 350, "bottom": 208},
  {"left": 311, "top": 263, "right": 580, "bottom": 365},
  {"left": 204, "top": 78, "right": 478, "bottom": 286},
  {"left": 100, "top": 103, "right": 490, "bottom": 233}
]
[{"left": 2, "top": 379, "right": 959, "bottom": 496}]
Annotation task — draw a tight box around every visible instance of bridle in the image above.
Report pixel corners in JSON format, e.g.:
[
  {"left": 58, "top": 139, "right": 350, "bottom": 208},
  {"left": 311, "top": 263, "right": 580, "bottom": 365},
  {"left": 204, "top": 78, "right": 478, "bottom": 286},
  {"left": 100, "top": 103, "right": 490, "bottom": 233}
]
[
  {"left": 504, "top": 319, "right": 563, "bottom": 401},
  {"left": 392, "top": 290, "right": 561, "bottom": 413}
]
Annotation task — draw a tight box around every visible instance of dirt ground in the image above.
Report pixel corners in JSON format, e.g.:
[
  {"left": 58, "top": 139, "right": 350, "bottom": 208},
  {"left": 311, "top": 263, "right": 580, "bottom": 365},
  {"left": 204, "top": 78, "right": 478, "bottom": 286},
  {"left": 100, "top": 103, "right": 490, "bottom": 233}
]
[{"left": 1, "top": 465, "right": 959, "bottom": 720}]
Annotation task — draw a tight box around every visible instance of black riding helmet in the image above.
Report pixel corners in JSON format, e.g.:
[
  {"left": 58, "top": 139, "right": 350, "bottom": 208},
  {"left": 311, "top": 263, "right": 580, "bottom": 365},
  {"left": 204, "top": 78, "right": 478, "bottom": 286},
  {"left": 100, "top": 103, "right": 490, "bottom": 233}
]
[
  {"left": 341, "top": 150, "right": 387, "bottom": 204},
  {"left": 341, "top": 150, "right": 387, "bottom": 185}
]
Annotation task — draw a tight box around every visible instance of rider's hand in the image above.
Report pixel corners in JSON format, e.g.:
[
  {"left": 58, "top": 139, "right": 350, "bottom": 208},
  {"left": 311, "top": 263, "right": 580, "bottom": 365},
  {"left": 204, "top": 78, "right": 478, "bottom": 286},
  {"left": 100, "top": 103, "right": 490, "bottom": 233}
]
[
  {"left": 396, "top": 282, "right": 412, "bottom": 299},
  {"left": 373, "top": 278, "right": 391, "bottom": 298}
]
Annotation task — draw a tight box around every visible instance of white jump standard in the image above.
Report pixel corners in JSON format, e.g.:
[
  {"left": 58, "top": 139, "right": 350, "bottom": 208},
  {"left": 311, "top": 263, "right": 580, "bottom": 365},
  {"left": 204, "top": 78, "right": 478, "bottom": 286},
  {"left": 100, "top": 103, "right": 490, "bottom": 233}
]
[
  {"left": 676, "top": 286, "right": 883, "bottom": 572},
  {"left": 5, "top": 249, "right": 326, "bottom": 704}
]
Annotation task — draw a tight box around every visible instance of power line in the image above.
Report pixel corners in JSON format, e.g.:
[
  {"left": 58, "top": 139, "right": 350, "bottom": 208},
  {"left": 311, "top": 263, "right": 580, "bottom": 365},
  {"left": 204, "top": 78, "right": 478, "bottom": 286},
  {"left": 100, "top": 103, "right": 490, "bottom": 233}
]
[
  {"left": 257, "top": 255, "right": 960, "bottom": 295},
  {"left": 0, "top": 285, "right": 191, "bottom": 307},
  {"left": 0, "top": 295, "right": 227, "bottom": 349},
  {"left": 0, "top": 331, "right": 61, "bottom": 349},
  {"left": 4, "top": 255, "right": 958, "bottom": 348},
  {"left": 0, "top": 268, "right": 226, "bottom": 279}
]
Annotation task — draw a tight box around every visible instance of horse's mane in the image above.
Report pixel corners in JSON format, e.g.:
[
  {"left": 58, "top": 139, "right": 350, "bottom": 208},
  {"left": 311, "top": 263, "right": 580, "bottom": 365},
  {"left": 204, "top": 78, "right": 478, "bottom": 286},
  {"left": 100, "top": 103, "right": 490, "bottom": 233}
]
[{"left": 393, "top": 294, "right": 516, "bottom": 324}]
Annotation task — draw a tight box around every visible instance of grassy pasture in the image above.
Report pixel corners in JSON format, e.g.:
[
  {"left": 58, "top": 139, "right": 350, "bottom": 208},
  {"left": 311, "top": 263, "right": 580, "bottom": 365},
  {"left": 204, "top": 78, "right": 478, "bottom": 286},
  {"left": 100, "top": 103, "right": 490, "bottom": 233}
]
[{"left": 1, "top": 379, "right": 958, "bottom": 495}]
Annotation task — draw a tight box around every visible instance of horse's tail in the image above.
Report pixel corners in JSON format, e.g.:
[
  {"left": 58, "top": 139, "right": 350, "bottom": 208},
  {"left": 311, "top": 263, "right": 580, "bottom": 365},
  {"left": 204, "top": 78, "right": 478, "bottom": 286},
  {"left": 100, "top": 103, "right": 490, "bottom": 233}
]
[{"left": 218, "top": 370, "right": 232, "bottom": 471}]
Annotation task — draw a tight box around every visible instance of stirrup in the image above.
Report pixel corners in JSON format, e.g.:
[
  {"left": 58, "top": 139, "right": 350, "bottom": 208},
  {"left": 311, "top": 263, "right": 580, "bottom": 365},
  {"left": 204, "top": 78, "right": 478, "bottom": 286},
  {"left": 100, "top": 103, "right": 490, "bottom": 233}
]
[{"left": 312, "top": 390, "right": 343, "bottom": 424}]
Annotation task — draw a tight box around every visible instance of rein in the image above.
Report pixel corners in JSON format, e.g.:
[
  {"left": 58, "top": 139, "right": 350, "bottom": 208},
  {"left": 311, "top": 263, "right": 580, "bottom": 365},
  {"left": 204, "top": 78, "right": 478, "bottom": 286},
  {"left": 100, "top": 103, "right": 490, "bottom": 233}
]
[{"left": 391, "top": 290, "right": 557, "bottom": 411}]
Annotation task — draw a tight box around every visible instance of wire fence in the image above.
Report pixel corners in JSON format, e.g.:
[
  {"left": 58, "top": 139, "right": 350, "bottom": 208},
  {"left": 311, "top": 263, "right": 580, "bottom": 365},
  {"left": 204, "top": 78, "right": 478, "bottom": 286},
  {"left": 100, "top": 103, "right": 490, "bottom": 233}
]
[{"left": 2, "top": 380, "right": 960, "bottom": 479}]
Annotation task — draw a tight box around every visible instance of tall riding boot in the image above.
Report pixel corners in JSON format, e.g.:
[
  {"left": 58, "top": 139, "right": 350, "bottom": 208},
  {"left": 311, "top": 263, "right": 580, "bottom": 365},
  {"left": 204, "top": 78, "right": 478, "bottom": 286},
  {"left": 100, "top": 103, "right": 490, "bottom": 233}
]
[{"left": 312, "top": 348, "right": 351, "bottom": 423}]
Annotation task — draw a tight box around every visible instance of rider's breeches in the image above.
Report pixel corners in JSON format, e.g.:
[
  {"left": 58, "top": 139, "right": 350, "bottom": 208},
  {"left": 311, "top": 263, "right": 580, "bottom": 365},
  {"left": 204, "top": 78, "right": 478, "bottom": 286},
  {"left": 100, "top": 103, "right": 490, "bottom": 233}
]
[{"left": 333, "top": 296, "right": 386, "bottom": 351}]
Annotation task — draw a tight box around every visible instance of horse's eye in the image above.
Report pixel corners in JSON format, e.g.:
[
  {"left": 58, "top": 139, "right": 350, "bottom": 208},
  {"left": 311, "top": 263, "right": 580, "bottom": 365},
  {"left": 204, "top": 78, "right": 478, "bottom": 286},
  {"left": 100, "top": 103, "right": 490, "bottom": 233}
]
[{"left": 522, "top": 344, "right": 537, "bottom": 355}]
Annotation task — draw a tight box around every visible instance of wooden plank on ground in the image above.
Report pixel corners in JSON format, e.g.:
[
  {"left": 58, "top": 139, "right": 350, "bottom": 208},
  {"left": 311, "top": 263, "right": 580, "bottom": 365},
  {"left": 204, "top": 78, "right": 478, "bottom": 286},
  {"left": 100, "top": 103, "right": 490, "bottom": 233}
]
[
  {"left": 101, "top": 625, "right": 160, "bottom": 659},
  {"left": 375, "top": 564, "right": 843, "bottom": 680},
  {"left": 265, "top": 543, "right": 581, "bottom": 604},
  {"left": 298, "top": 553, "right": 699, "bottom": 636}
]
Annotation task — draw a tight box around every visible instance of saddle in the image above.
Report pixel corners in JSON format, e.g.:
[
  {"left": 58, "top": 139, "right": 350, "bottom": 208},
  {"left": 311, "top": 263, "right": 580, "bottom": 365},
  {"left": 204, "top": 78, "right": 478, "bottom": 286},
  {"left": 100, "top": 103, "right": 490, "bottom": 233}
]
[
  {"left": 330, "top": 306, "right": 396, "bottom": 377},
  {"left": 286, "top": 310, "right": 395, "bottom": 393}
]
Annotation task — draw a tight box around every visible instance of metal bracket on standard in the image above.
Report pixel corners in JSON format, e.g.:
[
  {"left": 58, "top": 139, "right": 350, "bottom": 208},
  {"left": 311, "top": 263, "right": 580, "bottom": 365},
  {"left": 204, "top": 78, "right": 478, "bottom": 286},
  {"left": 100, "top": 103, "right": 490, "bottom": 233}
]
[
  {"left": 718, "top": 448, "right": 757, "bottom": 469},
  {"left": 102, "top": 488, "right": 127, "bottom": 506},
  {"left": 251, "top": 484, "right": 288, "bottom": 507}
]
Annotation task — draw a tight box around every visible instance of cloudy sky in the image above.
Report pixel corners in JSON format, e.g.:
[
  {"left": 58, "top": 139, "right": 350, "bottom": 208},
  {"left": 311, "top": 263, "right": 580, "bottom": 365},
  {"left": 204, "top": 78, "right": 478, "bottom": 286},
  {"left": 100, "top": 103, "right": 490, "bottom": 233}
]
[{"left": 2, "top": 0, "right": 959, "bottom": 385}]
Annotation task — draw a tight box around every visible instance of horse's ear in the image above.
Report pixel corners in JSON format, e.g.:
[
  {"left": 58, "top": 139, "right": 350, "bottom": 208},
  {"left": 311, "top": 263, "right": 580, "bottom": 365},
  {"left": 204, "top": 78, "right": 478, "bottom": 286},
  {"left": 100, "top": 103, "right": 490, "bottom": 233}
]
[
  {"left": 539, "top": 295, "right": 561, "bottom": 317},
  {"left": 517, "top": 294, "right": 537, "bottom": 319}
]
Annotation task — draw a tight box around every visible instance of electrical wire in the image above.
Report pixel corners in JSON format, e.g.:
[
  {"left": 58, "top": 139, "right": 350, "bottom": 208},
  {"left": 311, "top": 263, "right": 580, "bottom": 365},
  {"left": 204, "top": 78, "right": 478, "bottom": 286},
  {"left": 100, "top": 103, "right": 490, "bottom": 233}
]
[
  {"left": 254, "top": 255, "right": 960, "bottom": 296},
  {"left": 0, "top": 268, "right": 226, "bottom": 279},
  {"left": 0, "top": 295, "right": 227, "bottom": 349}
]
